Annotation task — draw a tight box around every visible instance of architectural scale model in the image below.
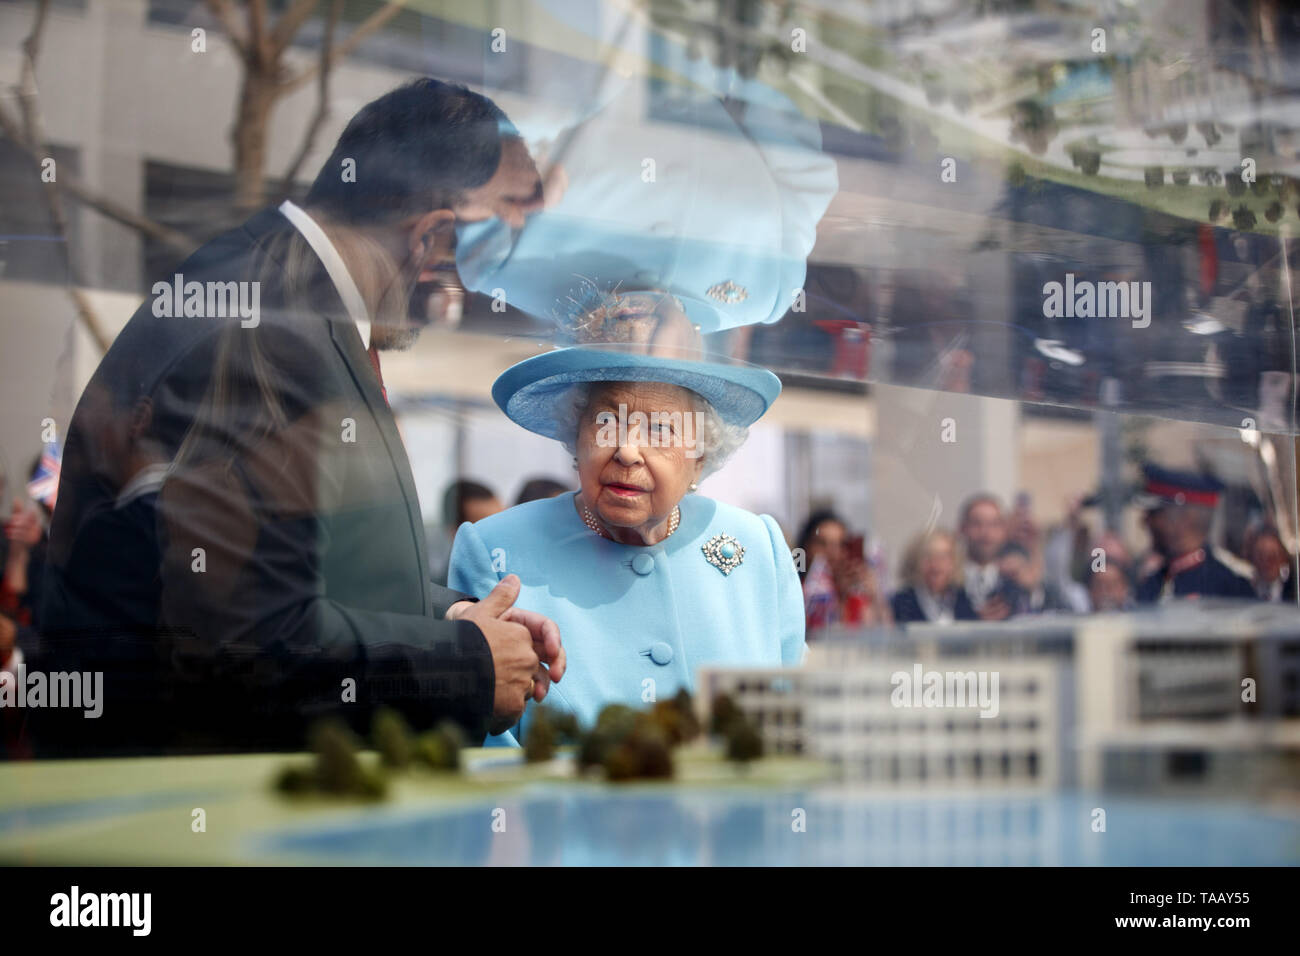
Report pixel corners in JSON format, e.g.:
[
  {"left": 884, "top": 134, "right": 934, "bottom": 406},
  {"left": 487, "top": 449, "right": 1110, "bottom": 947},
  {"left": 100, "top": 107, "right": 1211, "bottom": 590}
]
[{"left": 699, "top": 604, "right": 1300, "bottom": 794}]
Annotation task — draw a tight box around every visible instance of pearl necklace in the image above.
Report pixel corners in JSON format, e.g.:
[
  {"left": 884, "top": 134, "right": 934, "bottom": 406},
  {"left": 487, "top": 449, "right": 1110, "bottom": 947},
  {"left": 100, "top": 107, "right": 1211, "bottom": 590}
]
[{"left": 580, "top": 500, "right": 680, "bottom": 542}]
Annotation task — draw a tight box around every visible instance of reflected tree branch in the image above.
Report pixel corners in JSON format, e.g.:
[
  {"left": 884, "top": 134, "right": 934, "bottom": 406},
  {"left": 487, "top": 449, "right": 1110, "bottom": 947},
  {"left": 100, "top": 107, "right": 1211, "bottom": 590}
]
[
  {"left": 280, "top": 1, "right": 406, "bottom": 95},
  {"left": 279, "top": 0, "right": 342, "bottom": 194},
  {"left": 10, "top": 0, "right": 111, "bottom": 352}
]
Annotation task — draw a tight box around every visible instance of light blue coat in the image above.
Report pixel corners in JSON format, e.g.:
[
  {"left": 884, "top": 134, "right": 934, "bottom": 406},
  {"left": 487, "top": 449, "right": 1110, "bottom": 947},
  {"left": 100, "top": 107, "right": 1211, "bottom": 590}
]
[{"left": 449, "top": 493, "right": 805, "bottom": 745}]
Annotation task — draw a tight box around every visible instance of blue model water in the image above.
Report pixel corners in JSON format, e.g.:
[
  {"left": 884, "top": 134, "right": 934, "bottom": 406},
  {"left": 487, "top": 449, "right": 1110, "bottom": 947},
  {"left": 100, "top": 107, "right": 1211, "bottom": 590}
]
[{"left": 252, "top": 789, "right": 1300, "bottom": 866}]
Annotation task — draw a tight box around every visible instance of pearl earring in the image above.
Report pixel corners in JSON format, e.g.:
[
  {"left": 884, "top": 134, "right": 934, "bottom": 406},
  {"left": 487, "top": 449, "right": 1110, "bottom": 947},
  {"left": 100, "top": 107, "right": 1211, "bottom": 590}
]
[{"left": 689, "top": 481, "right": 698, "bottom": 492}]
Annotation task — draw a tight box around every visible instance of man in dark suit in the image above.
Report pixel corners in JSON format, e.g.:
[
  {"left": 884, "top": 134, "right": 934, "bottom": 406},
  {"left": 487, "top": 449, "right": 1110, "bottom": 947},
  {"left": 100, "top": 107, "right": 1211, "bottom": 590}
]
[
  {"left": 1134, "top": 465, "right": 1255, "bottom": 604},
  {"left": 36, "top": 78, "right": 564, "bottom": 755},
  {"left": 1247, "top": 525, "right": 1297, "bottom": 603}
]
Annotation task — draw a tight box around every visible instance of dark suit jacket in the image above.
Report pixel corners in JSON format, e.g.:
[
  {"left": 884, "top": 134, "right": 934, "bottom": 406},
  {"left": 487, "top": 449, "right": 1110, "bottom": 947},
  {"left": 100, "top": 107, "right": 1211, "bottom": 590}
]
[
  {"left": 1135, "top": 550, "right": 1257, "bottom": 604},
  {"left": 890, "top": 586, "right": 978, "bottom": 625},
  {"left": 38, "top": 208, "right": 494, "bottom": 755}
]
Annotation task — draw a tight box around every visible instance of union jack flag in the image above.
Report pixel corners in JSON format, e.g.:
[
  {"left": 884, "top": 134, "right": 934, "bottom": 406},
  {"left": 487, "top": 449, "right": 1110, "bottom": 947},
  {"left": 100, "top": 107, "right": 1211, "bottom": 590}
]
[{"left": 26, "top": 438, "right": 61, "bottom": 509}]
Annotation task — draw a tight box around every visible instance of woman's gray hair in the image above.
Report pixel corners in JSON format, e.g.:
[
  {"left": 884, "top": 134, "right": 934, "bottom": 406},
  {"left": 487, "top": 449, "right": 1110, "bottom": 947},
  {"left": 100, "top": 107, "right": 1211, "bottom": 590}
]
[{"left": 555, "top": 382, "right": 749, "bottom": 482}]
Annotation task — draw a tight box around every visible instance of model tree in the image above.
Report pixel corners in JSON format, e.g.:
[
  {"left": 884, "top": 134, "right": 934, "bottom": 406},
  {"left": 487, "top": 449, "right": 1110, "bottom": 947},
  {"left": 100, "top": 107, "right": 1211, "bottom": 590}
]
[
  {"left": 604, "top": 720, "right": 673, "bottom": 782},
  {"left": 647, "top": 689, "right": 702, "bottom": 745},
  {"left": 574, "top": 703, "right": 678, "bottom": 781},
  {"left": 524, "top": 708, "right": 558, "bottom": 763},
  {"left": 577, "top": 704, "right": 638, "bottom": 772},
  {"left": 709, "top": 693, "right": 743, "bottom": 736},
  {"left": 547, "top": 710, "right": 582, "bottom": 745},
  {"left": 413, "top": 720, "right": 465, "bottom": 771},
  {"left": 274, "top": 718, "right": 387, "bottom": 800},
  {"left": 725, "top": 718, "right": 764, "bottom": 766},
  {"left": 371, "top": 707, "right": 414, "bottom": 769}
]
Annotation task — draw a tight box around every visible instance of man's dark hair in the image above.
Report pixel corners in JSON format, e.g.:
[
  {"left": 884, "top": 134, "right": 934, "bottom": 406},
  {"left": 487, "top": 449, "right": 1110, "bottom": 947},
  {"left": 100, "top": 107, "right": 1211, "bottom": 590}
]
[
  {"left": 1252, "top": 524, "right": 1287, "bottom": 553},
  {"left": 997, "top": 541, "right": 1030, "bottom": 562},
  {"left": 443, "top": 479, "right": 498, "bottom": 528},
  {"left": 797, "top": 509, "right": 845, "bottom": 552},
  {"left": 515, "top": 477, "right": 570, "bottom": 505},
  {"left": 305, "top": 77, "right": 516, "bottom": 226},
  {"left": 959, "top": 493, "right": 1003, "bottom": 529}
]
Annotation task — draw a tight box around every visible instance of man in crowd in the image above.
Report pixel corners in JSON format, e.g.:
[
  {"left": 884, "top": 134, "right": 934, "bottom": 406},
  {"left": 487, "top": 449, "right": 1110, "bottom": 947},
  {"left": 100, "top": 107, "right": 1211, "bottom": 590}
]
[
  {"left": 995, "top": 541, "right": 1079, "bottom": 615},
  {"left": 1246, "top": 524, "right": 1296, "bottom": 603},
  {"left": 514, "top": 477, "right": 570, "bottom": 506},
  {"left": 444, "top": 480, "right": 504, "bottom": 529},
  {"left": 1088, "top": 560, "right": 1135, "bottom": 612},
  {"left": 958, "top": 494, "right": 1013, "bottom": 620},
  {"left": 39, "top": 79, "right": 564, "bottom": 755},
  {"left": 1134, "top": 465, "right": 1255, "bottom": 603},
  {"left": 430, "top": 480, "right": 505, "bottom": 584}
]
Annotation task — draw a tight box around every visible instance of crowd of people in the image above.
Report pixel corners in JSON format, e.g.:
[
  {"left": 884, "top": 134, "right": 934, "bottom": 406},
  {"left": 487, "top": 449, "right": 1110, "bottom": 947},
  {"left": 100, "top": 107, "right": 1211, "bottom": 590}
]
[
  {"left": 793, "top": 464, "right": 1297, "bottom": 635},
  {"left": 436, "top": 457, "right": 1296, "bottom": 644},
  {"left": 7, "top": 443, "right": 1296, "bottom": 729}
]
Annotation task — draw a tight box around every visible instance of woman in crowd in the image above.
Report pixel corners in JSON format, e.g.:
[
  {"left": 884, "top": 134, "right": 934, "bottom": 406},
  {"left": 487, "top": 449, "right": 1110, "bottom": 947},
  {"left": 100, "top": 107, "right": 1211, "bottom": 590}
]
[
  {"left": 890, "top": 528, "right": 978, "bottom": 625},
  {"left": 797, "top": 510, "right": 890, "bottom": 632},
  {"left": 449, "top": 300, "right": 805, "bottom": 744}
]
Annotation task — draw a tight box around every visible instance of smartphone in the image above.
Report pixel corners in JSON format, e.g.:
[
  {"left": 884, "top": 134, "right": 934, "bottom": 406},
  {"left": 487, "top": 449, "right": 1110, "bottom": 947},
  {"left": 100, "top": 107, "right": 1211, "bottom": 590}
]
[{"left": 993, "top": 576, "right": 1027, "bottom": 610}]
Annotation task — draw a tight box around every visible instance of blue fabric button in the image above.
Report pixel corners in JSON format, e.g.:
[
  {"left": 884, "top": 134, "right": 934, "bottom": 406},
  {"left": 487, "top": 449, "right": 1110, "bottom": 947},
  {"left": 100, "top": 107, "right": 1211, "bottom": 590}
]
[
  {"left": 649, "top": 642, "right": 674, "bottom": 665},
  {"left": 632, "top": 553, "right": 655, "bottom": 575}
]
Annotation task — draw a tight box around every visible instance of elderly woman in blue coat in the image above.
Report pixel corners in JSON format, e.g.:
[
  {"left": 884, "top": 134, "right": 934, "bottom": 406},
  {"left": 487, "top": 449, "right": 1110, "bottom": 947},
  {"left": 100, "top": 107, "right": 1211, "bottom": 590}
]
[{"left": 449, "top": 306, "right": 805, "bottom": 744}]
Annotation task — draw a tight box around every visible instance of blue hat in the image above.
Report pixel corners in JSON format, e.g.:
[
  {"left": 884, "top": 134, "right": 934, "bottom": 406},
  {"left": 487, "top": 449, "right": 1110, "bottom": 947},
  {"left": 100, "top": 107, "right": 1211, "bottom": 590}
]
[
  {"left": 458, "top": 219, "right": 811, "bottom": 335},
  {"left": 454, "top": 72, "right": 836, "bottom": 334},
  {"left": 1135, "top": 464, "right": 1225, "bottom": 510},
  {"left": 492, "top": 343, "right": 782, "bottom": 441}
]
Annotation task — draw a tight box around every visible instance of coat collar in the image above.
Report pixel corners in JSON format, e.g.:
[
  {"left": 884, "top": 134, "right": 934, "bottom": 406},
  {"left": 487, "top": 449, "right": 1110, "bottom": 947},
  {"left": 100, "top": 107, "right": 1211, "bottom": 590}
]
[{"left": 278, "top": 200, "right": 370, "bottom": 328}]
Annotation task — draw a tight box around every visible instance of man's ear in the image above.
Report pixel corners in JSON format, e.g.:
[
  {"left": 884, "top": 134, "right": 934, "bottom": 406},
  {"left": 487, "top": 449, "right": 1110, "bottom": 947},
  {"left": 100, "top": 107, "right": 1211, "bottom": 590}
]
[{"left": 407, "top": 208, "right": 457, "bottom": 270}]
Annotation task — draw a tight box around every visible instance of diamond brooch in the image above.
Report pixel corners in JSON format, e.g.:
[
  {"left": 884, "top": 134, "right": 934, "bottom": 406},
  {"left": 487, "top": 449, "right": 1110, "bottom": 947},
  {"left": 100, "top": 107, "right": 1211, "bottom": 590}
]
[
  {"left": 706, "top": 280, "right": 748, "bottom": 305},
  {"left": 702, "top": 534, "right": 745, "bottom": 575}
]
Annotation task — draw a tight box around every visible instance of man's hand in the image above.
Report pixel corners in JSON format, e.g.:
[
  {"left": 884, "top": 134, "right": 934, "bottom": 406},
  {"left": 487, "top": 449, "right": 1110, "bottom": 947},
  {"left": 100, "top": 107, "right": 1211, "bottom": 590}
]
[
  {"left": 451, "top": 575, "right": 563, "bottom": 734},
  {"left": 447, "top": 588, "right": 566, "bottom": 697},
  {"left": 503, "top": 604, "right": 565, "bottom": 701},
  {"left": 977, "top": 596, "right": 1012, "bottom": 621}
]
